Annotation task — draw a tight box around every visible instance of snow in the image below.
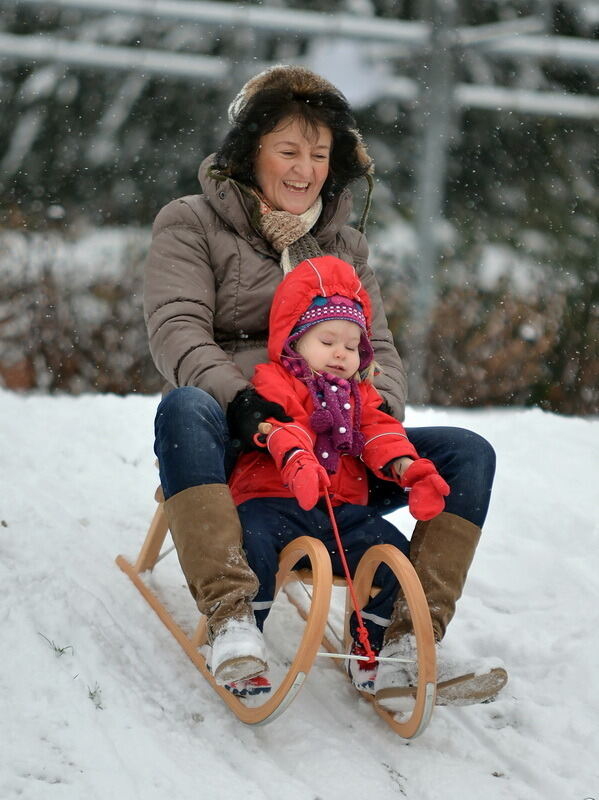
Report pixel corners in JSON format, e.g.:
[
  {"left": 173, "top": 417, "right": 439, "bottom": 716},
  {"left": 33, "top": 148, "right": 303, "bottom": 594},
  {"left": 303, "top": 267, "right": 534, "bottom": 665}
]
[
  {"left": 0, "top": 227, "right": 148, "bottom": 288},
  {"left": 477, "top": 243, "right": 546, "bottom": 295},
  {"left": 1, "top": 391, "right": 598, "bottom": 799},
  {"left": 307, "top": 39, "right": 394, "bottom": 109}
]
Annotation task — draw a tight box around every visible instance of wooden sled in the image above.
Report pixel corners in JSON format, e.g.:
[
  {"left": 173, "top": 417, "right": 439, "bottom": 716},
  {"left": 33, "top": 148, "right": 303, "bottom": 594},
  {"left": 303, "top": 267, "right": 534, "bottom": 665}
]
[{"left": 116, "top": 495, "right": 436, "bottom": 737}]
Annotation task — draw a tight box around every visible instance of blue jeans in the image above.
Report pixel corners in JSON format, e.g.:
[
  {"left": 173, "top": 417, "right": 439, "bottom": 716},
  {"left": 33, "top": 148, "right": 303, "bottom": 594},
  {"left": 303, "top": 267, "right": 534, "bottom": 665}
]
[
  {"left": 154, "top": 386, "right": 496, "bottom": 528},
  {"left": 370, "top": 426, "right": 496, "bottom": 528},
  {"left": 237, "top": 497, "right": 410, "bottom": 649},
  {"left": 154, "top": 386, "right": 239, "bottom": 499}
]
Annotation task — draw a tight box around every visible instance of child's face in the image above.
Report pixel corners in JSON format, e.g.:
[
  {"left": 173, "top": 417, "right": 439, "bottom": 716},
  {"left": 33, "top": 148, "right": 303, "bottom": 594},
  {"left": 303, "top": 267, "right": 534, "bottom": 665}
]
[{"left": 295, "top": 319, "right": 362, "bottom": 379}]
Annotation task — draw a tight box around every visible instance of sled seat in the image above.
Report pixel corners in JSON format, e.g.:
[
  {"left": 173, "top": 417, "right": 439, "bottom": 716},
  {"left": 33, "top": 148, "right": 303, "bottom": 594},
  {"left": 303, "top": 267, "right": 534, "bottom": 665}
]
[{"left": 116, "top": 489, "right": 436, "bottom": 737}]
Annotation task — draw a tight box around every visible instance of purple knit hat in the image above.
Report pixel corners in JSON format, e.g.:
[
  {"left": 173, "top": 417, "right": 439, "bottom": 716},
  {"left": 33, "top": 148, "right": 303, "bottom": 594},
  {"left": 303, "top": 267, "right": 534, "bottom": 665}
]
[{"left": 285, "top": 294, "right": 374, "bottom": 372}]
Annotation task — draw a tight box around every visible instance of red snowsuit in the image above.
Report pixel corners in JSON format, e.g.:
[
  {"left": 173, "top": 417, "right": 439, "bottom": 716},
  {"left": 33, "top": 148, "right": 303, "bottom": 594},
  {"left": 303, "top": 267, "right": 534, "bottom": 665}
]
[{"left": 229, "top": 256, "right": 419, "bottom": 507}]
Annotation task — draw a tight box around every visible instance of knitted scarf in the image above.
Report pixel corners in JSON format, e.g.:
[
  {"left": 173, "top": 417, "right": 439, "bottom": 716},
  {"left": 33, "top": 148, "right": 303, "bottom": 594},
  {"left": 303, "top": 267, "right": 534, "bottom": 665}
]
[
  {"left": 307, "top": 371, "right": 365, "bottom": 473},
  {"left": 282, "top": 350, "right": 365, "bottom": 473},
  {"left": 254, "top": 191, "right": 323, "bottom": 274}
]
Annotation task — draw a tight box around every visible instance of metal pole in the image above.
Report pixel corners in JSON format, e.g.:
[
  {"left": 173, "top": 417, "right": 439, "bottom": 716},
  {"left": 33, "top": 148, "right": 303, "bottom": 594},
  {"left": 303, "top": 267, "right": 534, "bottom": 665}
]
[
  {"left": 3, "top": 0, "right": 431, "bottom": 46},
  {"left": 409, "top": 0, "right": 456, "bottom": 404}
]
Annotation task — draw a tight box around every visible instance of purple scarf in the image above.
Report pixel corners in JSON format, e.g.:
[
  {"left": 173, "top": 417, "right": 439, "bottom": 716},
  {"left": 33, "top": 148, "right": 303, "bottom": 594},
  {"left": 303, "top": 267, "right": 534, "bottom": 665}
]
[{"left": 282, "top": 351, "right": 365, "bottom": 473}]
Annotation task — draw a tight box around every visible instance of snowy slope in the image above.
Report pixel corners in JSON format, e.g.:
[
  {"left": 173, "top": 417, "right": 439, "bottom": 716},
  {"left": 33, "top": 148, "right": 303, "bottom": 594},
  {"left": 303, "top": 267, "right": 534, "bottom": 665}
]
[{"left": 1, "top": 390, "right": 597, "bottom": 800}]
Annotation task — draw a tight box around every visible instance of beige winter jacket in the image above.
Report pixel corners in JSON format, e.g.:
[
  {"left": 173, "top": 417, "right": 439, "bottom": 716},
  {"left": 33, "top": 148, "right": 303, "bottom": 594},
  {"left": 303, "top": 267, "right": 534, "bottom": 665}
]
[{"left": 144, "top": 156, "right": 408, "bottom": 419}]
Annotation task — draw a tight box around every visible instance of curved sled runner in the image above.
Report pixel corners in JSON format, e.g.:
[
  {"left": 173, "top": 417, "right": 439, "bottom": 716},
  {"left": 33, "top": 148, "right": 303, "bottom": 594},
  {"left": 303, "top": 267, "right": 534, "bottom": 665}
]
[
  {"left": 116, "top": 496, "right": 436, "bottom": 735},
  {"left": 287, "top": 544, "right": 436, "bottom": 738}
]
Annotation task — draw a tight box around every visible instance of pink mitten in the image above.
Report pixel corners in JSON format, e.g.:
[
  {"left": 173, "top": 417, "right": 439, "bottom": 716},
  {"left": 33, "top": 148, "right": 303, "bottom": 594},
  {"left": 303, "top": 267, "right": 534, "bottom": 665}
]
[
  {"left": 280, "top": 450, "right": 331, "bottom": 511},
  {"left": 400, "top": 459, "right": 450, "bottom": 521}
]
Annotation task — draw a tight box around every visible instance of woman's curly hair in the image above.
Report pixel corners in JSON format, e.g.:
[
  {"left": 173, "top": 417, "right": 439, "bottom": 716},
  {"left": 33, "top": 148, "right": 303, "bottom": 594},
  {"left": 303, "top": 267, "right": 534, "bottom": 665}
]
[{"left": 214, "top": 79, "right": 373, "bottom": 200}]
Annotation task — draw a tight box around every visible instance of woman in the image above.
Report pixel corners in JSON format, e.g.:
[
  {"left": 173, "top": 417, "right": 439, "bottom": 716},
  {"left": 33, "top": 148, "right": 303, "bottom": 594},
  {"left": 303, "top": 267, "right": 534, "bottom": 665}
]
[{"left": 144, "top": 65, "right": 498, "bottom": 701}]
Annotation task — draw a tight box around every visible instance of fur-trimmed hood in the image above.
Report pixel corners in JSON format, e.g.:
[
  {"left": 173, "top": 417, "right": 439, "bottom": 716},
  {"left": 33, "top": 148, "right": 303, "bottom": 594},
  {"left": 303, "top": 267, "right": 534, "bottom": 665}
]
[{"left": 227, "top": 65, "right": 372, "bottom": 175}]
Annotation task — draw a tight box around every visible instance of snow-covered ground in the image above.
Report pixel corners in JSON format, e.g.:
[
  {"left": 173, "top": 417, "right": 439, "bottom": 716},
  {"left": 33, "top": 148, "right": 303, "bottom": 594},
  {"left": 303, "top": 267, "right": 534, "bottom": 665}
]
[{"left": 1, "top": 390, "right": 597, "bottom": 800}]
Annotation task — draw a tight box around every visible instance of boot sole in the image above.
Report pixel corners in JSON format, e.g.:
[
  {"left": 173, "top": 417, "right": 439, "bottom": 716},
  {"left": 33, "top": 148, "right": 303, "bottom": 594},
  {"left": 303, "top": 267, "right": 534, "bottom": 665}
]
[
  {"left": 376, "top": 666, "right": 508, "bottom": 709},
  {"left": 213, "top": 655, "right": 268, "bottom": 685},
  {"left": 436, "top": 666, "right": 508, "bottom": 706}
]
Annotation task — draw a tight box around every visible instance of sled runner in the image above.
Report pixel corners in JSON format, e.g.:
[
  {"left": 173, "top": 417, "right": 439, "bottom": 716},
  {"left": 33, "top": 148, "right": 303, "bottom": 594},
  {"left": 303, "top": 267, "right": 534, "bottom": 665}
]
[{"left": 116, "top": 490, "right": 437, "bottom": 737}]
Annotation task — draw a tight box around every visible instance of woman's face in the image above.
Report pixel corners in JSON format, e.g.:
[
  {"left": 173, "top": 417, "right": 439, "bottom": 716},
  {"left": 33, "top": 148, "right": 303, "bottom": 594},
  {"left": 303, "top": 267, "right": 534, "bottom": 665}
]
[{"left": 254, "top": 116, "right": 332, "bottom": 215}]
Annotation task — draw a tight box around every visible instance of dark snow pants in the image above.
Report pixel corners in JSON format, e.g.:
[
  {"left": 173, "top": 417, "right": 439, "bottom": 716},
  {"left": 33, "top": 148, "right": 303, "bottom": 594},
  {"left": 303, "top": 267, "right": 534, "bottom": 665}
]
[{"left": 237, "top": 497, "right": 410, "bottom": 651}]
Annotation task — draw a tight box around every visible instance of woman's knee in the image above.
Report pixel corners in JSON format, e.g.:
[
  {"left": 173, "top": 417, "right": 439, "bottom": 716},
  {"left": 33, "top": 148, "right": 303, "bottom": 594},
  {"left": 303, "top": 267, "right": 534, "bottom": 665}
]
[
  {"left": 435, "top": 427, "right": 496, "bottom": 482},
  {"left": 444, "top": 428, "right": 496, "bottom": 526},
  {"left": 156, "top": 386, "right": 224, "bottom": 432},
  {"left": 470, "top": 430, "right": 496, "bottom": 471},
  {"left": 154, "top": 387, "right": 230, "bottom": 495},
  {"left": 155, "top": 387, "right": 228, "bottom": 451}
]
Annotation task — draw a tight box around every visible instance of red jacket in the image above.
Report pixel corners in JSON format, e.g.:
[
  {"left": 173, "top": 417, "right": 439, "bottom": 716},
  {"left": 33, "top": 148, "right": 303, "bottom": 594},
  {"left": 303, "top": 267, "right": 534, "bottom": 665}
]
[{"left": 229, "top": 256, "right": 418, "bottom": 507}]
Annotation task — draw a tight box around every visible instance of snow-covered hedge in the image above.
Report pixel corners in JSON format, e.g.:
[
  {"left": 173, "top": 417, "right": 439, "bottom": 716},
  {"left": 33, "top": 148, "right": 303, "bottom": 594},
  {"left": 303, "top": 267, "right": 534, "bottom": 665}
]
[
  {"left": 1, "top": 227, "right": 597, "bottom": 414},
  {"left": 0, "top": 227, "right": 163, "bottom": 394}
]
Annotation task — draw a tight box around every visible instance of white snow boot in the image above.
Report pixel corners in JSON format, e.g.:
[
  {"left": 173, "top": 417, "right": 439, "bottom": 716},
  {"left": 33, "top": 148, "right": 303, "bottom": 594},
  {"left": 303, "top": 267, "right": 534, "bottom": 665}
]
[
  {"left": 346, "top": 641, "right": 380, "bottom": 695},
  {"left": 211, "top": 619, "right": 268, "bottom": 685},
  {"left": 373, "top": 636, "right": 419, "bottom": 713}
]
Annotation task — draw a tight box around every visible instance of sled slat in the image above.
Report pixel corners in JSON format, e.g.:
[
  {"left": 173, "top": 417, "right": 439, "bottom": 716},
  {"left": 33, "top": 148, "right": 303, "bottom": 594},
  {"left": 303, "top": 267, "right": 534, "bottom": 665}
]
[{"left": 133, "top": 504, "right": 169, "bottom": 573}]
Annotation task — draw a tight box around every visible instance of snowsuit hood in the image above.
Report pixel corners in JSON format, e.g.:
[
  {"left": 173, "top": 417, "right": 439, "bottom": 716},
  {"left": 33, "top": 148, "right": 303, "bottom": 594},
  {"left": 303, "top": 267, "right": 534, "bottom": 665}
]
[{"left": 267, "top": 255, "right": 374, "bottom": 370}]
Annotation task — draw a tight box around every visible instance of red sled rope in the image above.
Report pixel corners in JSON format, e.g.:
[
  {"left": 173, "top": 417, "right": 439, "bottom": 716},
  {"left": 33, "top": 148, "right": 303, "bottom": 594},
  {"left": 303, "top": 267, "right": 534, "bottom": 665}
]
[{"left": 322, "top": 488, "right": 377, "bottom": 665}]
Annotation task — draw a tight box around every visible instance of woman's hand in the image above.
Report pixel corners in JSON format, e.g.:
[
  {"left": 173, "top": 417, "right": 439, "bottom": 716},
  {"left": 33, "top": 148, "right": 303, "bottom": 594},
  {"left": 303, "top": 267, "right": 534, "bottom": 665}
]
[
  {"left": 226, "top": 388, "right": 292, "bottom": 452},
  {"left": 395, "top": 458, "right": 450, "bottom": 521}
]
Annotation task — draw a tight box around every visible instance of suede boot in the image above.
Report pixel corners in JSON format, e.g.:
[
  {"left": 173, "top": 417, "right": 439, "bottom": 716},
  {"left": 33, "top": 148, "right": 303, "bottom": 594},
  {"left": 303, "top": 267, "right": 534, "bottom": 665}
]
[
  {"left": 374, "top": 512, "right": 510, "bottom": 709},
  {"left": 163, "top": 484, "right": 260, "bottom": 643},
  {"left": 385, "top": 511, "right": 481, "bottom": 644}
]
